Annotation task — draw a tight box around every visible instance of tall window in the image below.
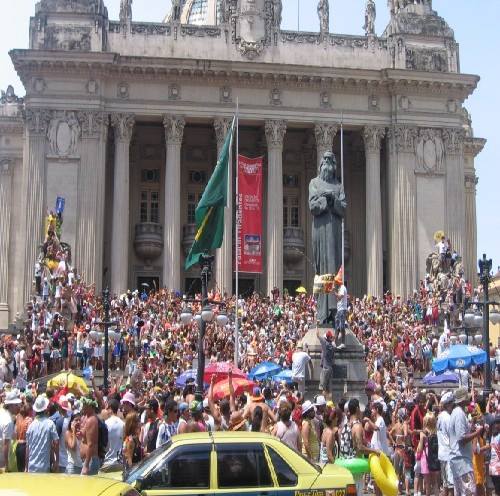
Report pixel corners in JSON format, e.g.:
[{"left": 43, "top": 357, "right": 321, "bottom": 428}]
[
  {"left": 283, "top": 196, "right": 299, "bottom": 227},
  {"left": 187, "top": 192, "right": 203, "bottom": 224},
  {"left": 140, "top": 190, "right": 160, "bottom": 223}
]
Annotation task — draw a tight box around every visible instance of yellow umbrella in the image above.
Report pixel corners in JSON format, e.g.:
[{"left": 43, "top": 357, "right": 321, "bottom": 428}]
[
  {"left": 434, "top": 230, "right": 445, "bottom": 243},
  {"left": 296, "top": 286, "right": 307, "bottom": 294},
  {"left": 47, "top": 372, "right": 89, "bottom": 395}
]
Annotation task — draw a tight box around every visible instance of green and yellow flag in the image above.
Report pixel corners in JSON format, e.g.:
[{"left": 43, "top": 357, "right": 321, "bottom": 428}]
[{"left": 185, "top": 117, "right": 235, "bottom": 269}]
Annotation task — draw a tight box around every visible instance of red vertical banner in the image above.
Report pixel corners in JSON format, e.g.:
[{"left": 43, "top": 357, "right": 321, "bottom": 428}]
[{"left": 237, "top": 155, "right": 263, "bottom": 273}]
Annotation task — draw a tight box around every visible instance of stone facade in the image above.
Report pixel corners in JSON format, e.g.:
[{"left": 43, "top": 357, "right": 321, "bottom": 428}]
[{"left": 0, "top": 0, "right": 485, "bottom": 328}]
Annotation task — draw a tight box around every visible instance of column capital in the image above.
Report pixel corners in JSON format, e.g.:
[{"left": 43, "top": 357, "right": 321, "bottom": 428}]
[
  {"left": 23, "top": 108, "right": 51, "bottom": 137},
  {"left": 442, "top": 127, "right": 466, "bottom": 155},
  {"left": 78, "top": 111, "right": 107, "bottom": 139},
  {"left": 110, "top": 113, "right": 135, "bottom": 142},
  {"left": 163, "top": 114, "right": 185, "bottom": 145},
  {"left": 363, "top": 126, "right": 386, "bottom": 153},
  {"left": 388, "top": 124, "right": 418, "bottom": 153},
  {"left": 265, "top": 119, "right": 287, "bottom": 148},
  {"left": 214, "top": 117, "right": 233, "bottom": 150},
  {"left": 314, "top": 122, "right": 338, "bottom": 149}
]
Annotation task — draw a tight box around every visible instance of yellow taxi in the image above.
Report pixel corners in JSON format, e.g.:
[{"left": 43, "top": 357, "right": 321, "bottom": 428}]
[
  {"left": 0, "top": 473, "right": 139, "bottom": 496},
  {"left": 117, "top": 431, "right": 356, "bottom": 496}
]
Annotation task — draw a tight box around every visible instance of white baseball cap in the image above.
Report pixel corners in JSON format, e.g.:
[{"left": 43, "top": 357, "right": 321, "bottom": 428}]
[{"left": 4, "top": 390, "right": 22, "bottom": 405}]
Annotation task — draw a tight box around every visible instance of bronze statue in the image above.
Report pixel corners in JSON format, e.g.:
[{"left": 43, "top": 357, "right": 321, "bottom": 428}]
[{"left": 309, "top": 151, "right": 346, "bottom": 323}]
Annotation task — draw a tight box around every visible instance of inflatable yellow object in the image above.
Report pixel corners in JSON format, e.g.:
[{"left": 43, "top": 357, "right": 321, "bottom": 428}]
[
  {"left": 369, "top": 452, "right": 398, "bottom": 496},
  {"left": 47, "top": 372, "right": 89, "bottom": 395}
]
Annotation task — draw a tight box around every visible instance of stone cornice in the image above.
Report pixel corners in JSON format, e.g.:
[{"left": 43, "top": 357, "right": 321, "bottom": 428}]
[
  {"left": 10, "top": 49, "right": 478, "bottom": 99},
  {"left": 464, "top": 137, "right": 486, "bottom": 158}
]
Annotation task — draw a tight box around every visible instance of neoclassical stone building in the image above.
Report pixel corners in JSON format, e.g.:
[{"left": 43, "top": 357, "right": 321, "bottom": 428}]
[{"left": 0, "top": 0, "right": 486, "bottom": 329}]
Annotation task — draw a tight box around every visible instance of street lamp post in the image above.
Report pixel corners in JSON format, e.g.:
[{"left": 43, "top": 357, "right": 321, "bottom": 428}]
[
  {"left": 179, "top": 254, "right": 229, "bottom": 401},
  {"left": 479, "top": 254, "right": 493, "bottom": 394},
  {"left": 196, "top": 254, "right": 214, "bottom": 399},
  {"left": 102, "top": 288, "right": 110, "bottom": 392}
]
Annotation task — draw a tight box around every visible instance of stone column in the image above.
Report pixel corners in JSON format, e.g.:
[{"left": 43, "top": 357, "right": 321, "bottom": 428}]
[
  {"left": 76, "top": 111, "right": 107, "bottom": 289},
  {"left": 21, "top": 109, "right": 50, "bottom": 305},
  {"left": 314, "top": 123, "right": 338, "bottom": 171},
  {"left": 214, "top": 117, "right": 233, "bottom": 295},
  {"left": 363, "top": 126, "right": 385, "bottom": 297},
  {"left": 265, "top": 120, "right": 287, "bottom": 295},
  {"left": 110, "top": 113, "right": 135, "bottom": 295},
  {"left": 443, "top": 128, "right": 466, "bottom": 261},
  {"left": 387, "top": 125, "right": 418, "bottom": 297},
  {"left": 163, "top": 115, "right": 185, "bottom": 291},
  {"left": 0, "top": 160, "right": 14, "bottom": 329},
  {"left": 463, "top": 137, "right": 486, "bottom": 282}
]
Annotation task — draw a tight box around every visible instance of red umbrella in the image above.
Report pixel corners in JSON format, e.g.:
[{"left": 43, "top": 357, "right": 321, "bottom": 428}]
[
  {"left": 212, "top": 377, "right": 256, "bottom": 400},
  {"left": 203, "top": 362, "right": 247, "bottom": 384}
]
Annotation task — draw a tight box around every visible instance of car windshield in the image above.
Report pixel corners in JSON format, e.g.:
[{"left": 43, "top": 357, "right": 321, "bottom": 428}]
[{"left": 124, "top": 441, "right": 172, "bottom": 484}]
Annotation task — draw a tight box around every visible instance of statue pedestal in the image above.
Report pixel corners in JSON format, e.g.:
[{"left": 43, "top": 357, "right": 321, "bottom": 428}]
[{"left": 302, "top": 325, "right": 368, "bottom": 404}]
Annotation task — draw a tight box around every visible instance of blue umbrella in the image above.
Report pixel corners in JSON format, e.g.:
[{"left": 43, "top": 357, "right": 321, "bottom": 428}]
[
  {"left": 272, "top": 369, "right": 294, "bottom": 384},
  {"left": 248, "top": 362, "right": 282, "bottom": 381},
  {"left": 432, "top": 344, "right": 487, "bottom": 374},
  {"left": 175, "top": 369, "right": 197, "bottom": 387},
  {"left": 423, "top": 371, "right": 459, "bottom": 385}
]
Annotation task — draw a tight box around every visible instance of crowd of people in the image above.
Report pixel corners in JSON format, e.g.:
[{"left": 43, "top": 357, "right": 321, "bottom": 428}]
[
  {"left": 0, "top": 369, "right": 499, "bottom": 496},
  {"left": 0, "top": 224, "right": 499, "bottom": 495}
]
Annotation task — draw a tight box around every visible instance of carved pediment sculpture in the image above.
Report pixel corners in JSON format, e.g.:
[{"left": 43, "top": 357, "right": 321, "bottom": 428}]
[
  {"left": 47, "top": 111, "right": 81, "bottom": 158},
  {"left": 236, "top": 0, "right": 269, "bottom": 59}
]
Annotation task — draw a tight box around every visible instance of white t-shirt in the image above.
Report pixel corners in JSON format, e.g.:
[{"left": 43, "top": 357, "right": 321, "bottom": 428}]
[
  {"left": 437, "top": 410, "right": 451, "bottom": 462},
  {"left": 0, "top": 408, "right": 14, "bottom": 468},
  {"left": 104, "top": 415, "right": 124, "bottom": 466},
  {"left": 371, "top": 415, "right": 390, "bottom": 455},
  {"left": 437, "top": 241, "right": 447, "bottom": 254},
  {"left": 336, "top": 285, "right": 348, "bottom": 312},
  {"left": 291, "top": 351, "right": 311, "bottom": 379}
]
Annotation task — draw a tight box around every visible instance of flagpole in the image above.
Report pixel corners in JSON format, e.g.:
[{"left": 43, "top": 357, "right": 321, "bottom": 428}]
[
  {"left": 234, "top": 98, "right": 240, "bottom": 367},
  {"left": 340, "top": 112, "right": 345, "bottom": 284}
]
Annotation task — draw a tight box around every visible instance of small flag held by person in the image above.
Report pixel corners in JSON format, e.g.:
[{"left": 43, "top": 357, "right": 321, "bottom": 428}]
[{"left": 185, "top": 117, "right": 235, "bottom": 269}]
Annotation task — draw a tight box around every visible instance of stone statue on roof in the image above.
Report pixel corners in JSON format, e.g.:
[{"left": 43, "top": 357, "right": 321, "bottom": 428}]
[
  {"left": 119, "top": 0, "right": 132, "bottom": 24},
  {"left": 364, "top": 0, "right": 376, "bottom": 35},
  {"left": 317, "top": 0, "right": 329, "bottom": 36}
]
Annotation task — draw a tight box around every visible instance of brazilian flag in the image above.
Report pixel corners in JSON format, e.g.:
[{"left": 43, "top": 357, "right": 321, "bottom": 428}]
[{"left": 185, "top": 117, "right": 235, "bottom": 269}]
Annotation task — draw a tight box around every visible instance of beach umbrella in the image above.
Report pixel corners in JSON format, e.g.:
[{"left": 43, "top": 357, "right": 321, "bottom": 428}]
[
  {"left": 432, "top": 344, "right": 487, "bottom": 374},
  {"left": 175, "top": 369, "right": 198, "bottom": 387},
  {"left": 248, "top": 362, "right": 282, "bottom": 381},
  {"left": 423, "top": 371, "right": 459, "bottom": 385},
  {"left": 272, "top": 369, "right": 294, "bottom": 384},
  {"left": 212, "top": 377, "right": 256, "bottom": 400},
  {"left": 203, "top": 362, "right": 247, "bottom": 383}
]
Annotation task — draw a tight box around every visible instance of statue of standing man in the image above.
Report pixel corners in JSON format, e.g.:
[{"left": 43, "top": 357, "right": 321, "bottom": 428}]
[
  {"left": 309, "top": 151, "right": 347, "bottom": 324},
  {"left": 363, "top": 0, "right": 376, "bottom": 36},
  {"left": 317, "top": 0, "right": 330, "bottom": 36}
]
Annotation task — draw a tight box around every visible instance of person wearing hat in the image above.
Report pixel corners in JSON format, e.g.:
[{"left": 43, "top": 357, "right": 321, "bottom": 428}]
[
  {"left": 186, "top": 400, "right": 207, "bottom": 432},
  {"left": 316, "top": 328, "right": 335, "bottom": 396},
  {"left": 80, "top": 396, "right": 100, "bottom": 475},
  {"left": 437, "top": 391, "right": 455, "bottom": 496},
  {"left": 291, "top": 342, "right": 311, "bottom": 397},
  {"left": 0, "top": 390, "right": 21, "bottom": 470},
  {"left": 120, "top": 391, "right": 136, "bottom": 418},
  {"left": 244, "top": 385, "right": 277, "bottom": 433},
  {"left": 449, "top": 388, "right": 483, "bottom": 496},
  {"left": 301, "top": 400, "right": 320, "bottom": 463},
  {"left": 26, "top": 395, "right": 59, "bottom": 473}
]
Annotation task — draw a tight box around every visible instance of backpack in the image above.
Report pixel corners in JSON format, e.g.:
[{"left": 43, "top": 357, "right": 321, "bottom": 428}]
[
  {"left": 97, "top": 417, "right": 109, "bottom": 460},
  {"left": 426, "top": 433, "right": 440, "bottom": 472}
]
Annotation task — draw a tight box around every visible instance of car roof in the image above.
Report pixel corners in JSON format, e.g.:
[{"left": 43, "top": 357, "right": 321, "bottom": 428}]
[
  {"left": 0, "top": 474, "right": 130, "bottom": 496},
  {"left": 171, "top": 431, "right": 275, "bottom": 444}
]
